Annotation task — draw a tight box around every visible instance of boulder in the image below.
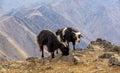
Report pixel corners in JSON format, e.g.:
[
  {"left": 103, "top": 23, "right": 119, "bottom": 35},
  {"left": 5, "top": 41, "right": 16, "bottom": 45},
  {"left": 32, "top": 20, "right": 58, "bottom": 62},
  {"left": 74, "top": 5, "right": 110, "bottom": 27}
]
[
  {"left": 88, "top": 38, "right": 113, "bottom": 51},
  {"left": 108, "top": 56, "right": 120, "bottom": 66},
  {"left": 26, "top": 57, "right": 41, "bottom": 63},
  {"left": 99, "top": 52, "right": 114, "bottom": 59},
  {"left": 112, "top": 46, "right": 120, "bottom": 53}
]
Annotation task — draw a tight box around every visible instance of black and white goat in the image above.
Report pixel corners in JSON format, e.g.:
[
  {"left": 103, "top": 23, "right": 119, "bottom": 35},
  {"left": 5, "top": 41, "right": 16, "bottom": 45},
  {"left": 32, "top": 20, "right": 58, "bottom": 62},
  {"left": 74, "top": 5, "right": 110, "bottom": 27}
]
[{"left": 56, "top": 27, "right": 83, "bottom": 50}]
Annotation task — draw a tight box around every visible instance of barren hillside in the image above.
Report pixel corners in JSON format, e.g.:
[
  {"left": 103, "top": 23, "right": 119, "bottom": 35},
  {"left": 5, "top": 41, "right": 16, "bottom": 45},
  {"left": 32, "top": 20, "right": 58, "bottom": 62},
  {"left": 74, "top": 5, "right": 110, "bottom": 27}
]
[{"left": 0, "top": 38, "right": 120, "bottom": 73}]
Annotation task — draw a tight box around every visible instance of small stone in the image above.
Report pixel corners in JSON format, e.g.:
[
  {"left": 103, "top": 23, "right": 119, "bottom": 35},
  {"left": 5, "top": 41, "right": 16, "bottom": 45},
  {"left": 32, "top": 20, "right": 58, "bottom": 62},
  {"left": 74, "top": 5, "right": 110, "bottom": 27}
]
[
  {"left": 26, "top": 57, "right": 41, "bottom": 63},
  {"left": 114, "top": 54, "right": 119, "bottom": 57},
  {"left": 44, "top": 60, "right": 50, "bottom": 65},
  {"left": 96, "top": 66, "right": 103, "bottom": 70},
  {"left": 93, "top": 57, "right": 99, "bottom": 62},
  {"left": 109, "top": 56, "right": 120, "bottom": 66},
  {"left": 0, "top": 67, "right": 7, "bottom": 72},
  {"left": 91, "top": 69, "right": 98, "bottom": 73},
  {"left": 45, "top": 66, "right": 53, "bottom": 70},
  {"left": 30, "top": 70, "right": 32, "bottom": 72},
  {"left": 24, "top": 70, "right": 29, "bottom": 73},
  {"left": 83, "top": 61, "right": 89, "bottom": 66},
  {"left": 70, "top": 71, "right": 74, "bottom": 73},
  {"left": 112, "top": 46, "right": 120, "bottom": 52},
  {"left": 99, "top": 52, "right": 114, "bottom": 59},
  {"left": 73, "top": 56, "right": 80, "bottom": 62}
]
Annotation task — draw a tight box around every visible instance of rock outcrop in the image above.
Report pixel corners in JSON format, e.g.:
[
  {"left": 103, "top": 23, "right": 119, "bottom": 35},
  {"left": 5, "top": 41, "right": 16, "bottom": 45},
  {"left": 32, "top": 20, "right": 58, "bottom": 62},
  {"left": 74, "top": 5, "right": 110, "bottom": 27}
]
[{"left": 0, "top": 38, "right": 120, "bottom": 73}]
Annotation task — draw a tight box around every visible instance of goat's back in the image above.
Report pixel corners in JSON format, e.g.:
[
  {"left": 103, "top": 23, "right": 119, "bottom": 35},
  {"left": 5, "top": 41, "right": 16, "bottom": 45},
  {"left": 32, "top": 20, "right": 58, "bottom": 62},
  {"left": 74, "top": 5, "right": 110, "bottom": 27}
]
[{"left": 37, "top": 30, "right": 60, "bottom": 47}]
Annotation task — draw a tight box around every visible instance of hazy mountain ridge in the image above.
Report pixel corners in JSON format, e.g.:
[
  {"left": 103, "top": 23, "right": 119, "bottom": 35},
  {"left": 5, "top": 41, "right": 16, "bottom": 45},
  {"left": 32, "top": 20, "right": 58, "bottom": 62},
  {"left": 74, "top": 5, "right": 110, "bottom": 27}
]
[
  {"left": 0, "top": 31, "right": 25, "bottom": 61},
  {"left": 0, "top": 0, "right": 120, "bottom": 61},
  {"left": 50, "top": 0, "right": 120, "bottom": 45},
  {"left": 0, "top": 16, "right": 41, "bottom": 60},
  {"left": 10, "top": 5, "right": 73, "bottom": 34}
]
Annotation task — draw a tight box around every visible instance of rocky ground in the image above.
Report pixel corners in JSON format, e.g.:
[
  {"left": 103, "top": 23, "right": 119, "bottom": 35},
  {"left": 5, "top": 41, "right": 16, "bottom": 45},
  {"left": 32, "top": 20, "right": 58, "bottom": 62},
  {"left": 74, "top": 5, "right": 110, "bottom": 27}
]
[{"left": 0, "top": 38, "right": 120, "bottom": 73}]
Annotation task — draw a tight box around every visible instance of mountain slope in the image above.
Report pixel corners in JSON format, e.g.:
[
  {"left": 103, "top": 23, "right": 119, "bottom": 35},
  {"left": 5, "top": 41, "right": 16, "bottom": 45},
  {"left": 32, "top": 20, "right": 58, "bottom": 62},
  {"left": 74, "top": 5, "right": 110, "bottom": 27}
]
[
  {"left": 0, "top": 16, "right": 41, "bottom": 60},
  {"left": 0, "top": 32, "right": 25, "bottom": 60},
  {"left": 0, "top": 3, "right": 77, "bottom": 61},
  {"left": 9, "top": 0, "right": 120, "bottom": 45},
  {"left": 50, "top": 0, "right": 120, "bottom": 45},
  {"left": 0, "top": 0, "right": 120, "bottom": 61},
  {"left": 9, "top": 5, "right": 73, "bottom": 34}
]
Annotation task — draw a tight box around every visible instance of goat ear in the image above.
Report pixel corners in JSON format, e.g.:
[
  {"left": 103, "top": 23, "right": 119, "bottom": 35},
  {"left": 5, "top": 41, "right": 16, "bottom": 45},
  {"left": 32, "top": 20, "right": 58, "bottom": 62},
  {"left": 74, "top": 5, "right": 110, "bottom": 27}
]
[
  {"left": 55, "top": 31, "right": 58, "bottom": 35},
  {"left": 56, "top": 29, "right": 60, "bottom": 35}
]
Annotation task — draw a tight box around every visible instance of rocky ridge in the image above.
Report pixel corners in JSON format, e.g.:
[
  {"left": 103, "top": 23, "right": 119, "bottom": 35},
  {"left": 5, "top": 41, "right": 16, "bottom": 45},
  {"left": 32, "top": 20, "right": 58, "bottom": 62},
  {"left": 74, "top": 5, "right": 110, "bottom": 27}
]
[{"left": 0, "top": 38, "right": 120, "bottom": 73}]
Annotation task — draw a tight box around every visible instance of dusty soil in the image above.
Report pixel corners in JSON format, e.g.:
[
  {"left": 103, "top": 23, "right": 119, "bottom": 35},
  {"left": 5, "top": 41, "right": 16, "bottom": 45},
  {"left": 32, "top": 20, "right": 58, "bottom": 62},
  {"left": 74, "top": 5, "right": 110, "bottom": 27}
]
[
  {"left": 0, "top": 49, "right": 120, "bottom": 73},
  {"left": 0, "top": 39, "right": 120, "bottom": 73}
]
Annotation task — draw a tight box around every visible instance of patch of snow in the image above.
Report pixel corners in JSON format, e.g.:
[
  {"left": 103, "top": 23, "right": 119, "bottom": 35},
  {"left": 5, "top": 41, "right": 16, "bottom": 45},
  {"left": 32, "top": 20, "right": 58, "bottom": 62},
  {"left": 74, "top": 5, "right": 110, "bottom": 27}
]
[{"left": 26, "top": 10, "right": 43, "bottom": 18}]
